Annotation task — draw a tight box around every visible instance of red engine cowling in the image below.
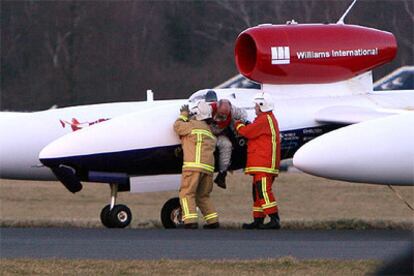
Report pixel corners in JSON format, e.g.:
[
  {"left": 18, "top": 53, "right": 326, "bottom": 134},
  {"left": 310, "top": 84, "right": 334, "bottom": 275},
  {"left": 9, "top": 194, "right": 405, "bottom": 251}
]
[{"left": 234, "top": 24, "right": 397, "bottom": 84}]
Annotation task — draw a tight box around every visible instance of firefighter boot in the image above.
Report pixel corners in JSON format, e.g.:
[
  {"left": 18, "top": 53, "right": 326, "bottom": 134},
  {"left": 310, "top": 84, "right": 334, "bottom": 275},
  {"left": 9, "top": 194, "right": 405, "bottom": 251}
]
[
  {"left": 183, "top": 223, "right": 198, "bottom": 229},
  {"left": 242, "top": 217, "right": 264, "bottom": 229},
  {"left": 203, "top": 222, "right": 220, "bottom": 229},
  {"left": 214, "top": 171, "right": 227, "bottom": 189},
  {"left": 259, "top": 213, "right": 281, "bottom": 230},
  {"left": 177, "top": 222, "right": 198, "bottom": 229}
]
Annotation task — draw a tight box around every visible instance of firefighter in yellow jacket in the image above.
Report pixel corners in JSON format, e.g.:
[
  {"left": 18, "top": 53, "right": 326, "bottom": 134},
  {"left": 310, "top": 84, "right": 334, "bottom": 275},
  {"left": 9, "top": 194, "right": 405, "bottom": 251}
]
[{"left": 173, "top": 101, "right": 219, "bottom": 229}]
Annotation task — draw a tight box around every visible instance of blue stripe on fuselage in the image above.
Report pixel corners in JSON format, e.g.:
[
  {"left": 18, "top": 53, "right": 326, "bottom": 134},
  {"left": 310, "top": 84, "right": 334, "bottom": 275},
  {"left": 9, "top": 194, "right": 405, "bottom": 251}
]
[{"left": 40, "top": 124, "right": 344, "bottom": 181}]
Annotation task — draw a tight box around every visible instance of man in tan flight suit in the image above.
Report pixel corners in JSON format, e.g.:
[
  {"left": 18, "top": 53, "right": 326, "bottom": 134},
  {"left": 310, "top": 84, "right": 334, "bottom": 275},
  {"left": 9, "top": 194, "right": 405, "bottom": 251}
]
[{"left": 173, "top": 101, "right": 219, "bottom": 229}]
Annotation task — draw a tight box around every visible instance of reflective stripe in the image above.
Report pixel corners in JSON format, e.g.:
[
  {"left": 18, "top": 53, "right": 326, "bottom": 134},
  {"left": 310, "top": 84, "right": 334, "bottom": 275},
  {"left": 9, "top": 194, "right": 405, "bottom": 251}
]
[
  {"left": 266, "top": 115, "right": 277, "bottom": 170},
  {"left": 204, "top": 212, "right": 218, "bottom": 221},
  {"left": 181, "top": 198, "right": 197, "bottom": 220},
  {"left": 195, "top": 133, "right": 202, "bottom": 164},
  {"left": 181, "top": 197, "right": 190, "bottom": 217},
  {"left": 191, "top": 129, "right": 216, "bottom": 140},
  {"left": 245, "top": 167, "right": 279, "bottom": 174},
  {"left": 242, "top": 115, "right": 278, "bottom": 174},
  {"left": 253, "top": 207, "right": 264, "bottom": 212},
  {"left": 179, "top": 115, "right": 188, "bottom": 122},
  {"left": 183, "top": 162, "right": 214, "bottom": 173},
  {"left": 262, "top": 177, "right": 270, "bottom": 205},
  {"left": 236, "top": 123, "right": 245, "bottom": 131},
  {"left": 183, "top": 214, "right": 198, "bottom": 220},
  {"left": 262, "top": 202, "right": 277, "bottom": 209},
  {"left": 183, "top": 129, "right": 216, "bottom": 173}
]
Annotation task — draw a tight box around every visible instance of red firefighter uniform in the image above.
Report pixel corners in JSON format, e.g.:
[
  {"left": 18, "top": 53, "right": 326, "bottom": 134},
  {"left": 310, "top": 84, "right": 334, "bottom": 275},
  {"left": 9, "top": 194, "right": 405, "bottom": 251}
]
[{"left": 235, "top": 111, "right": 281, "bottom": 218}]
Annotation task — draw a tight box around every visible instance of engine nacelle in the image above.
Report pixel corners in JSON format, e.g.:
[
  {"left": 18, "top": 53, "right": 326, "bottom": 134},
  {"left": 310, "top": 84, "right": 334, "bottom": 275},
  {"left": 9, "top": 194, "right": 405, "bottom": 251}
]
[{"left": 235, "top": 24, "right": 397, "bottom": 84}]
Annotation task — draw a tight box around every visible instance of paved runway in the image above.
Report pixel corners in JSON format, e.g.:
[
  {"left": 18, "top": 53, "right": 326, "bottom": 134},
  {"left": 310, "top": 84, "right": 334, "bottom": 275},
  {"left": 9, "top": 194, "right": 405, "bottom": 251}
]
[{"left": 1, "top": 228, "right": 412, "bottom": 260}]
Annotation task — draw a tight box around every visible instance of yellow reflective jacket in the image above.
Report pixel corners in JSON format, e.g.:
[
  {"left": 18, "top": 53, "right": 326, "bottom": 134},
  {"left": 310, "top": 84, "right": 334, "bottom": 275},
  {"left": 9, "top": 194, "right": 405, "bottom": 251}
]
[{"left": 174, "top": 114, "right": 216, "bottom": 174}]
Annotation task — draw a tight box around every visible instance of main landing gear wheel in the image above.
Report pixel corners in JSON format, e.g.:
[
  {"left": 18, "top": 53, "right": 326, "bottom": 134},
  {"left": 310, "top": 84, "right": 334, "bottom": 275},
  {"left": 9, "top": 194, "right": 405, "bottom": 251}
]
[
  {"left": 100, "top": 204, "right": 132, "bottom": 228},
  {"left": 161, "top": 197, "right": 183, "bottom": 229},
  {"left": 100, "top": 183, "right": 132, "bottom": 228},
  {"left": 100, "top": 205, "right": 112, "bottom": 228}
]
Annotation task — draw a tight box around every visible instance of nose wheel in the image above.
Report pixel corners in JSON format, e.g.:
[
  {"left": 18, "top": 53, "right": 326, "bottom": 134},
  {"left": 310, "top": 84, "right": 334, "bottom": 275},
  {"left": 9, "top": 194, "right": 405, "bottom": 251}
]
[
  {"left": 161, "top": 197, "right": 183, "bottom": 228},
  {"left": 100, "top": 183, "right": 132, "bottom": 228}
]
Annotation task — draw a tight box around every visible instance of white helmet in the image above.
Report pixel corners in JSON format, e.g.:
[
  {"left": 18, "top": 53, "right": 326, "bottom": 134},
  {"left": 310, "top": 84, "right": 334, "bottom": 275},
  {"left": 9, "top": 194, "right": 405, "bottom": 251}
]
[
  {"left": 253, "top": 92, "right": 274, "bottom": 112},
  {"left": 191, "top": 101, "right": 212, "bottom": 121}
]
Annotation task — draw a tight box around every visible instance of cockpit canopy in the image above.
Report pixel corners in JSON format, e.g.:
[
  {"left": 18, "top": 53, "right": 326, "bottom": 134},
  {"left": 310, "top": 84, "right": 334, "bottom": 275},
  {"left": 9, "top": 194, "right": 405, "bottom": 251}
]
[
  {"left": 374, "top": 66, "right": 414, "bottom": 91},
  {"left": 189, "top": 89, "right": 237, "bottom": 104}
]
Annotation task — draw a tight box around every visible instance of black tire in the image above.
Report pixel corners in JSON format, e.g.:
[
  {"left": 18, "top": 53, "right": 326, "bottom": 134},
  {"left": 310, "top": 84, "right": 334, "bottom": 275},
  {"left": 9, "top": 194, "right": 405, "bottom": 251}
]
[
  {"left": 100, "top": 204, "right": 115, "bottom": 228},
  {"left": 109, "top": 204, "right": 132, "bottom": 228},
  {"left": 161, "top": 197, "right": 182, "bottom": 229}
]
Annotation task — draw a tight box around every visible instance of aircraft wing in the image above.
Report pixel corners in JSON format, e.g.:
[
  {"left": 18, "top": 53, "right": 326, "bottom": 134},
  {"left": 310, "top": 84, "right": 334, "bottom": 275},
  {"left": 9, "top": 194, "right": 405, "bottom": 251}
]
[{"left": 314, "top": 105, "right": 403, "bottom": 125}]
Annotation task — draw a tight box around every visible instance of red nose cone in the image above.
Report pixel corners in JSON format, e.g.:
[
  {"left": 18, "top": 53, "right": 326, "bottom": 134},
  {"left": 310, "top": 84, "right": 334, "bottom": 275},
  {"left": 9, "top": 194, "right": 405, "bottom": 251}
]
[{"left": 235, "top": 24, "right": 397, "bottom": 84}]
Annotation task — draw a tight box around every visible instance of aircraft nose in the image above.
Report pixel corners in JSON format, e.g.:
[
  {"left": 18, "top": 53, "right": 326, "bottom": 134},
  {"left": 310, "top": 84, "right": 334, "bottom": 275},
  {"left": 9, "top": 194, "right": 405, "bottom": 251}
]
[
  {"left": 39, "top": 101, "right": 183, "bottom": 173},
  {"left": 38, "top": 137, "right": 76, "bottom": 168},
  {"left": 292, "top": 136, "right": 340, "bottom": 178},
  {"left": 293, "top": 123, "right": 374, "bottom": 183},
  {"left": 294, "top": 113, "right": 414, "bottom": 185}
]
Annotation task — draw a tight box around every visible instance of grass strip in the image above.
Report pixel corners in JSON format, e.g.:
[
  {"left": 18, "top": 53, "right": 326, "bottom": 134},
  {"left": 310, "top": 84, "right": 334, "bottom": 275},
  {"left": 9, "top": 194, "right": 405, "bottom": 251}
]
[{"left": 0, "top": 257, "right": 380, "bottom": 275}]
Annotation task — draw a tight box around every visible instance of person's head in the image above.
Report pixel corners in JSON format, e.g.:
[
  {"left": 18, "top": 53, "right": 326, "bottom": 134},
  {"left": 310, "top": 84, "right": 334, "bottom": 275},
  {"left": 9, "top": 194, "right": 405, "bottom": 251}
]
[
  {"left": 205, "top": 90, "right": 218, "bottom": 103},
  {"left": 216, "top": 99, "right": 231, "bottom": 121},
  {"left": 191, "top": 101, "right": 212, "bottom": 121},
  {"left": 253, "top": 92, "right": 274, "bottom": 115}
]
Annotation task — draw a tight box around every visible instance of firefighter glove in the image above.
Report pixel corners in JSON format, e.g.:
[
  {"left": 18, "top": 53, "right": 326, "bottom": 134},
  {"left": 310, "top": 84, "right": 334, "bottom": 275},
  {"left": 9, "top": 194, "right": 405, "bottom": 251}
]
[{"left": 180, "top": 104, "right": 190, "bottom": 115}]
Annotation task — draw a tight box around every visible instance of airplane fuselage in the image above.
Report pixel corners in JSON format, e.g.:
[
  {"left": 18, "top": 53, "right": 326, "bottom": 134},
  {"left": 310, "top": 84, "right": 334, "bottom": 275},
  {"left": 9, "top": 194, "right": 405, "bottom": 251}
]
[{"left": 1, "top": 87, "right": 413, "bottom": 192}]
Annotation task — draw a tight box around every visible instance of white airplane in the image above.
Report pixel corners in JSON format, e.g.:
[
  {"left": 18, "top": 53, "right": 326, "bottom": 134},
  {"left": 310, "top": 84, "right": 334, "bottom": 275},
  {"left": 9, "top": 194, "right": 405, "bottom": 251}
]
[{"left": 1, "top": 1, "right": 413, "bottom": 228}]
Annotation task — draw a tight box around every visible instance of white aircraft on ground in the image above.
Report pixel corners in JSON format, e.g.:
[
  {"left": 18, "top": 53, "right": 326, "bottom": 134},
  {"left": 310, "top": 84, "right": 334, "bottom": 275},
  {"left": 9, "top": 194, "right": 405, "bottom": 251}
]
[{"left": 1, "top": 1, "right": 413, "bottom": 228}]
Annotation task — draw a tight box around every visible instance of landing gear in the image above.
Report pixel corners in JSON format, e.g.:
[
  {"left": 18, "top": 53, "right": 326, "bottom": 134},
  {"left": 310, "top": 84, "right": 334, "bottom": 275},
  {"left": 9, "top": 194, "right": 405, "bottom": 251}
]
[
  {"left": 100, "top": 183, "right": 132, "bottom": 228},
  {"left": 100, "top": 204, "right": 132, "bottom": 228},
  {"left": 99, "top": 184, "right": 182, "bottom": 229},
  {"left": 161, "top": 197, "right": 183, "bottom": 228}
]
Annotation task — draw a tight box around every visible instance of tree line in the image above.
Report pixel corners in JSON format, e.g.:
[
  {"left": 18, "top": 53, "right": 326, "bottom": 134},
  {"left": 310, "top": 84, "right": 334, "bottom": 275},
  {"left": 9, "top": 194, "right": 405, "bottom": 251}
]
[{"left": 1, "top": 0, "right": 413, "bottom": 111}]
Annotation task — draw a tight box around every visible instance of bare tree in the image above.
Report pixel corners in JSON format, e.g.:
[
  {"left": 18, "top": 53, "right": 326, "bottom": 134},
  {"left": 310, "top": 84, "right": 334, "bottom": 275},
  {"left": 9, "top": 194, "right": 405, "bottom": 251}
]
[
  {"left": 43, "top": 3, "right": 85, "bottom": 104},
  {"left": 44, "top": 31, "right": 71, "bottom": 68},
  {"left": 1, "top": 1, "right": 413, "bottom": 111},
  {"left": 403, "top": 0, "right": 414, "bottom": 23},
  {"left": 215, "top": 0, "right": 253, "bottom": 28}
]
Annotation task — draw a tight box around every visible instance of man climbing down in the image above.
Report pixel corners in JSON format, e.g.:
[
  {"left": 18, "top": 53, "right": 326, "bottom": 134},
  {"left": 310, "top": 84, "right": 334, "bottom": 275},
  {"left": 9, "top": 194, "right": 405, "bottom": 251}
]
[
  {"left": 206, "top": 90, "right": 247, "bottom": 189},
  {"left": 173, "top": 101, "right": 219, "bottom": 229},
  {"left": 235, "top": 92, "right": 281, "bottom": 230}
]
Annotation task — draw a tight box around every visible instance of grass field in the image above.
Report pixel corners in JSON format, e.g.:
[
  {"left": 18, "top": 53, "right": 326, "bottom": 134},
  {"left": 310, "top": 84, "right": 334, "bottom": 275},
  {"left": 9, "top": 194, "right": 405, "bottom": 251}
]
[
  {"left": 0, "top": 173, "right": 410, "bottom": 275},
  {"left": 0, "top": 258, "right": 380, "bottom": 275},
  {"left": 1, "top": 172, "right": 413, "bottom": 228}
]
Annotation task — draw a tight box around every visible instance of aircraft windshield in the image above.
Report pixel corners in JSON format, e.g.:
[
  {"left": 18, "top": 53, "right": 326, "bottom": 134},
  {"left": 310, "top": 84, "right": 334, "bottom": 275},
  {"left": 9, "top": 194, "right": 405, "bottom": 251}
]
[
  {"left": 374, "top": 67, "right": 414, "bottom": 91},
  {"left": 189, "top": 89, "right": 237, "bottom": 103},
  {"left": 188, "top": 90, "right": 209, "bottom": 103}
]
